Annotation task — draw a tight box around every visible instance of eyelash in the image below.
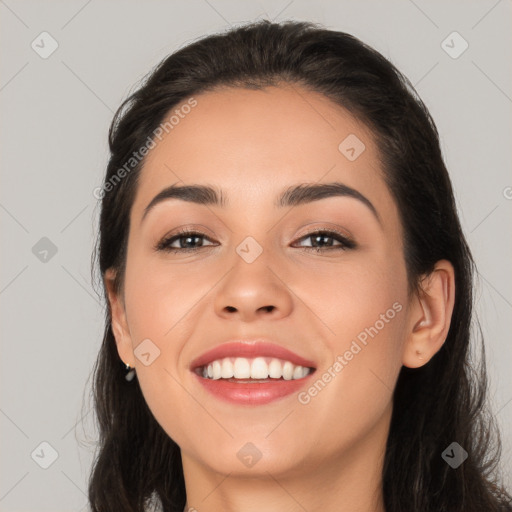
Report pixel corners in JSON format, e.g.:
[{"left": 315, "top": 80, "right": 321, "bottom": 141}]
[{"left": 154, "top": 228, "right": 357, "bottom": 254}]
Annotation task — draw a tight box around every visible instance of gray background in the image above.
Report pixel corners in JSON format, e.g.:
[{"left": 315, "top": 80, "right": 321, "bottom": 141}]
[{"left": 1, "top": 0, "right": 511, "bottom": 510}]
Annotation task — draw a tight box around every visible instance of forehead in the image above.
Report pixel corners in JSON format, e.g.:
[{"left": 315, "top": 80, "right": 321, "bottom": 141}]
[{"left": 132, "top": 84, "right": 395, "bottom": 224}]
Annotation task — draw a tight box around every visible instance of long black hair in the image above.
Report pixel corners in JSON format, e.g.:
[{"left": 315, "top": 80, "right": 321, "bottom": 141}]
[{"left": 87, "top": 20, "right": 512, "bottom": 511}]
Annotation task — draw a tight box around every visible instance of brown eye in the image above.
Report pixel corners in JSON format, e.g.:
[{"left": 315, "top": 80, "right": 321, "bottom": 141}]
[
  {"left": 293, "top": 230, "right": 356, "bottom": 252},
  {"left": 155, "top": 230, "right": 216, "bottom": 253}
]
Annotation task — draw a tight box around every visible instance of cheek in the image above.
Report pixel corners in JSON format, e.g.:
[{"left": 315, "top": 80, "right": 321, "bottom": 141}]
[
  {"left": 123, "top": 249, "right": 208, "bottom": 343},
  {"left": 121, "top": 255, "right": 210, "bottom": 444},
  {"left": 293, "top": 247, "right": 408, "bottom": 349},
  {"left": 293, "top": 251, "right": 408, "bottom": 424},
  {"left": 294, "top": 300, "right": 406, "bottom": 454}
]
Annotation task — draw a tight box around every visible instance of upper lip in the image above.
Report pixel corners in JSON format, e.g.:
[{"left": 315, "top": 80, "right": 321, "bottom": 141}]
[{"left": 189, "top": 340, "right": 317, "bottom": 370}]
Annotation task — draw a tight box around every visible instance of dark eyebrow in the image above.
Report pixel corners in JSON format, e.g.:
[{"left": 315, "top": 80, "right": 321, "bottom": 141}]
[
  {"left": 141, "top": 183, "right": 227, "bottom": 224},
  {"left": 141, "top": 181, "right": 381, "bottom": 225},
  {"left": 277, "top": 182, "right": 381, "bottom": 224}
]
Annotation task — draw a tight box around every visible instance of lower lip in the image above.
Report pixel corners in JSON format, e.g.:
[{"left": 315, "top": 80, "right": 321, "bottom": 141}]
[{"left": 192, "top": 372, "right": 315, "bottom": 405}]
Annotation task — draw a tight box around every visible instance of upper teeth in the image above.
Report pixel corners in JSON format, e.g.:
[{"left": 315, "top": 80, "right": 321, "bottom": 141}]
[{"left": 201, "top": 357, "right": 311, "bottom": 381}]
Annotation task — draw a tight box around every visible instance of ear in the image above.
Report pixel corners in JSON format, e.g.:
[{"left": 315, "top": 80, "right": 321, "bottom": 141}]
[
  {"left": 104, "top": 268, "right": 135, "bottom": 367},
  {"left": 402, "top": 260, "right": 455, "bottom": 368}
]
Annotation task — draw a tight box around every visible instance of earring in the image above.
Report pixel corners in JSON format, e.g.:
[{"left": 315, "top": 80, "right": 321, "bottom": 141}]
[{"left": 125, "top": 362, "right": 136, "bottom": 382}]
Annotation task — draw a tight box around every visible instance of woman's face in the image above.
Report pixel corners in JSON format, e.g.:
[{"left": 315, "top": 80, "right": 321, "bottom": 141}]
[{"left": 108, "top": 84, "right": 415, "bottom": 478}]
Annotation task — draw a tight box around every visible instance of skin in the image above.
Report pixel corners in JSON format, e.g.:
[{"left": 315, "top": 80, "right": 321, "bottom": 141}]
[{"left": 105, "top": 84, "right": 455, "bottom": 512}]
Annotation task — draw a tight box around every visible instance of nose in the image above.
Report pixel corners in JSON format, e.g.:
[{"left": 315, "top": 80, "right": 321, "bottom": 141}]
[{"left": 213, "top": 257, "right": 294, "bottom": 322}]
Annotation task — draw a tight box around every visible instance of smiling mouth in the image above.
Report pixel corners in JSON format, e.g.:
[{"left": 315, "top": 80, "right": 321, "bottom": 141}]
[{"left": 193, "top": 356, "right": 316, "bottom": 382}]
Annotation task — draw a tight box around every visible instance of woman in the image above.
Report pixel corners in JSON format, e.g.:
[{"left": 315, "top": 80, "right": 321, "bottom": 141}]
[{"left": 88, "top": 20, "right": 512, "bottom": 511}]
